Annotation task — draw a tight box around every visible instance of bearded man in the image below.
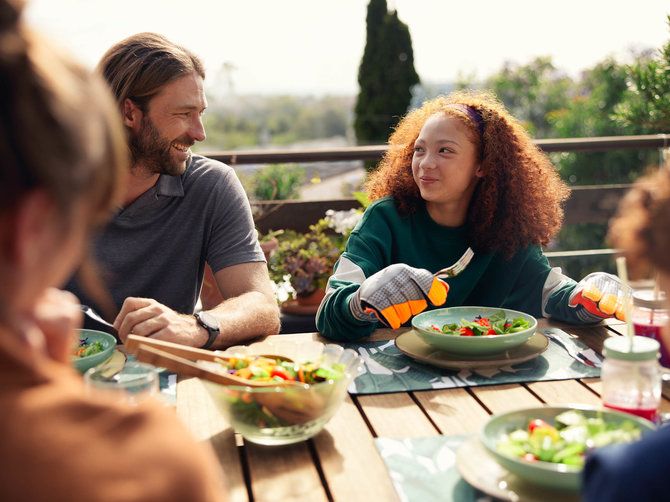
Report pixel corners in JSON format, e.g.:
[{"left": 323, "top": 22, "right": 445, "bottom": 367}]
[{"left": 66, "top": 32, "right": 280, "bottom": 349}]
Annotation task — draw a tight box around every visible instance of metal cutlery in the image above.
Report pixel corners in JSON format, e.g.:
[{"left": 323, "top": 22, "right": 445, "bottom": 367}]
[
  {"left": 80, "top": 304, "right": 120, "bottom": 342},
  {"left": 545, "top": 331, "right": 599, "bottom": 367},
  {"left": 434, "top": 247, "right": 474, "bottom": 279}
]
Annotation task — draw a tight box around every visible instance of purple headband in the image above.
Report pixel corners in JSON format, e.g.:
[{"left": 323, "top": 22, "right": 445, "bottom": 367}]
[{"left": 442, "top": 103, "right": 485, "bottom": 137}]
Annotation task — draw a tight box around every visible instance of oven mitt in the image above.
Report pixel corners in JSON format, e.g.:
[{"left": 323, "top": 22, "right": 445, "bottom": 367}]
[
  {"left": 568, "top": 272, "right": 630, "bottom": 322},
  {"left": 349, "top": 263, "right": 449, "bottom": 330}
]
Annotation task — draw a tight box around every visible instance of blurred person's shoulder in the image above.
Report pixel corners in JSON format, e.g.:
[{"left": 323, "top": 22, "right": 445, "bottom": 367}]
[{"left": 0, "top": 335, "right": 228, "bottom": 502}]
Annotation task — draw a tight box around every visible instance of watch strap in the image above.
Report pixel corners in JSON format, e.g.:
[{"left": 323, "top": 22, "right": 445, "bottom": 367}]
[{"left": 195, "top": 312, "right": 220, "bottom": 350}]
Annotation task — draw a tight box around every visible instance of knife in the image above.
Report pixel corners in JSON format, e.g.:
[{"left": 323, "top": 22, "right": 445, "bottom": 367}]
[{"left": 545, "top": 332, "right": 599, "bottom": 368}]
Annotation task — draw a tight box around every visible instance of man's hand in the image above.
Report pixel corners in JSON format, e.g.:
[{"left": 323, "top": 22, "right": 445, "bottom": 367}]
[
  {"left": 569, "top": 272, "right": 630, "bottom": 322},
  {"left": 349, "top": 263, "right": 449, "bottom": 330},
  {"left": 114, "top": 297, "right": 208, "bottom": 347},
  {"left": 31, "top": 288, "right": 82, "bottom": 363}
]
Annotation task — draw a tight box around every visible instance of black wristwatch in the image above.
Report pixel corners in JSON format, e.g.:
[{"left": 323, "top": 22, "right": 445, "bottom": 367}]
[{"left": 194, "top": 311, "right": 220, "bottom": 349}]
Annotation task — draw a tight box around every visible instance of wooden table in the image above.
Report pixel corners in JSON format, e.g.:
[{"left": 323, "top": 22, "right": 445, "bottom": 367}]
[{"left": 176, "top": 319, "right": 670, "bottom": 502}]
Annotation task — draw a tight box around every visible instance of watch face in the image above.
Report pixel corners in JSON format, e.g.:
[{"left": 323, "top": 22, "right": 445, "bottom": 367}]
[{"left": 197, "top": 311, "right": 220, "bottom": 331}]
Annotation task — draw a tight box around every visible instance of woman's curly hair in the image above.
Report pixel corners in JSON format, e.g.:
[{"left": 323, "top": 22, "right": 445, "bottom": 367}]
[
  {"left": 365, "top": 89, "right": 570, "bottom": 257},
  {"left": 608, "top": 166, "right": 670, "bottom": 278}
]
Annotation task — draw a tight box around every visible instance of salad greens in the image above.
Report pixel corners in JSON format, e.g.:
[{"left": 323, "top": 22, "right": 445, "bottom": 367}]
[
  {"left": 74, "top": 339, "right": 104, "bottom": 358},
  {"left": 431, "top": 310, "right": 532, "bottom": 336},
  {"left": 219, "top": 355, "right": 347, "bottom": 384},
  {"left": 496, "top": 410, "right": 643, "bottom": 468}
]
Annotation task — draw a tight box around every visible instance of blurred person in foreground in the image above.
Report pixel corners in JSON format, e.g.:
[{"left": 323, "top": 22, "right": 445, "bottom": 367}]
[
  {"left": 582, "top": 165, "right": 670, "bottom": 502},
  {"left": 316, "top": 90, "right": 627, "bottom": 341},
  {"left": 65, "top": 32, "right": 280, "bottom": 349},
  {"left": 0, "top": 1, "right": 228, "bottom": 500}
]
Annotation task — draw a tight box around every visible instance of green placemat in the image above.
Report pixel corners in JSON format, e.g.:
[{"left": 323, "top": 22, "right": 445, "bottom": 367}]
[
  {"left": 346, "top": 329, "right": 601, "bottom": 395},
  {"left": 374, "top": 435, "right": 489, "bottom": 502}
]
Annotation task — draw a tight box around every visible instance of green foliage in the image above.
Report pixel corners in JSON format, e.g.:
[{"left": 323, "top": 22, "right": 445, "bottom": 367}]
[
  {"left": 547, "top": 58, "right": 656, "bottom": 185},
  {"left": 196, "top": 95, "right": 350, "bottom": 151},
  {"left": 354, "top": 0, "right": 419, "bottom": 153},
  {"left": 482, "top": 57, "right": 573, "bottom": 138},
  {"left": 241, "top": 163, "right": 305, "bottom": 201},
  {"left": 268, "top": 220, "right": 348, "bottom": 297},
  {"left": 267, "top": 210, "right": 362, "bottom": 297},
  {"left": 613, "top": 15, "right": 670, "bottom": 132}
]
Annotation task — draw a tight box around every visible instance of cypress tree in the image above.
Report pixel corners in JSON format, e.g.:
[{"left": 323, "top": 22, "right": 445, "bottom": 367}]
[{"left": 354, "top": 0, "right": 419, "bottom": 157}]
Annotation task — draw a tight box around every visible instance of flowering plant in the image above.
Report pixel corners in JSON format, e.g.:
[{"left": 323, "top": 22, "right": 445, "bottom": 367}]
[{"left": 267, "top": 209, "right": 362, "bottom": 299}]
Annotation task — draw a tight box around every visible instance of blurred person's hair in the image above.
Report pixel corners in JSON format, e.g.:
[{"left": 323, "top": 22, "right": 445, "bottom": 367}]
[
  {"left": 0, "top": 0, "right": 127, "bottom": 226},
  {"left": 0, "top": 0, "right": 127, "bottom": 318},
  {"left": 97, "top": 32, "right": 205, "bottom": 112},
  {"left": 366, "top": 89, "right": 569, "bottom": 258},
  {"left": 608, "top": 165, "right": 670, "bottom": 278}
]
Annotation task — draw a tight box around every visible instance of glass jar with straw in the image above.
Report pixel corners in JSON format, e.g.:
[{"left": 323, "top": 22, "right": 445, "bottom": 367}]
[
  {"left": 632, "top": 289, "right": 669, "bottom": 368},
  {"left": 601, "top": 335, "right": 661, "bottom": 423},
  {"left": 601, "top": 257, "right": 663, "bottom": 423}
]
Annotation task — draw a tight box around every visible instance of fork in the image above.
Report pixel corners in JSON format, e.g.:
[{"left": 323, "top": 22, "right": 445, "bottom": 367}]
[{"left": 434, "top": 247, "right": 474, "bottom": 279}]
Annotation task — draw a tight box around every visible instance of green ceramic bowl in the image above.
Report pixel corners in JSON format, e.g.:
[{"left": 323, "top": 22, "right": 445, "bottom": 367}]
[
  {"left": 411, "top": 306, "right": 537, "bottom": 357},
  {"left": 72, "top": 329, "right": 116, "bottom": 373},
  {"left": 480, "top": 404, "right": 656, "bottom": 492}
]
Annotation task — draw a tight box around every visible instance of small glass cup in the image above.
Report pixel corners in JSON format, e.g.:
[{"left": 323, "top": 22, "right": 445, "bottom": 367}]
[{"left": 84, "top": 361, "right": 159, "bottom": 406}]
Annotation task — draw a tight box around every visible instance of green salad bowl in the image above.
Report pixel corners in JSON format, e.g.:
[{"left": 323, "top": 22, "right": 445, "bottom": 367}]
[
  {"left": 72, "top": 329, "right": 116, "bottom": 373},
  {"left": 411, "top": 306, "right": 537, "bottom": 357},
  {"left": 480, "top": 404, "right": 656, "bottom": 492}
]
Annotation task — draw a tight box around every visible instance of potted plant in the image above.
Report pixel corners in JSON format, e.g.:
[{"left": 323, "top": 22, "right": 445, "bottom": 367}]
[{"left": 267, "top": 209, "right": 362, "bottom": 307}]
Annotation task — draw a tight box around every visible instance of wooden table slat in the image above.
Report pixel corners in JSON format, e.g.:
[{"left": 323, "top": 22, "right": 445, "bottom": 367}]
[
  {"left": 176, "top": 378, "right": 248, "bottom": 502},
  {"left": 357, "top": 392, "right": 438, "bottom": 438},
  {"left": 471, "top": 383, "right": 544, "bottom": 414},
  {"left": 414, "top": 387, "right": 491, "bottom": 435},
  {"left": 246, "top": 442, "right": 328, "bottom": 502},
  {"left": 314, "top": 394, "right": 401, "bottom": 501}
]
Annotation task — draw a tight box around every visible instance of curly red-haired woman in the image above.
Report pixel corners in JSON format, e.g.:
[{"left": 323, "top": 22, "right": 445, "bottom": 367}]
[{"left": 316, "top": 90, "right": 625, "bottom": 341}]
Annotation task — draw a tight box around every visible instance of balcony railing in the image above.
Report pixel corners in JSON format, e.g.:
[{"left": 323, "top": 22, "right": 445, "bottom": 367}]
[{"left": 200, "top": 134, "right": 669, "bottom": 261}]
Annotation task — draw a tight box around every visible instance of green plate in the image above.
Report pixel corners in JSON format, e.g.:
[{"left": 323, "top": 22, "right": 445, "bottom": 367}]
[
  {"left": 479, "top": 404, "right": 657, "bottom": 492},
  {"left": 411, "top": 306, "right": 537, "bottom": 357},
  {"left": 72, "top": 329, "right": 116, "bottom": 373},
  {"left": 395, "top": 330, "right": 548, "bottom": 370}
]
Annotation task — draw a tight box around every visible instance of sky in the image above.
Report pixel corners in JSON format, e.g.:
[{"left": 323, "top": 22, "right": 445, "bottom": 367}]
[{"left": 24, "top": 0, "right": 670, "bottom": 97}]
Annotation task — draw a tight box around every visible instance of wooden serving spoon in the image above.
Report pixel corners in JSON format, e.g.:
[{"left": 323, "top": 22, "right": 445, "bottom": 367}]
[
  {"left": 126, "top": 335, "right": 301, "bottom": 388},
  {"left": 127, "top": 336, "right": 330, "bottom": 424}
]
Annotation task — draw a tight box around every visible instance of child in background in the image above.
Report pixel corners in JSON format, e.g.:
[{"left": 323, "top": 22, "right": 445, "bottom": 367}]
[
  {"left": 582, "top": 165, "right": 670, "bottom": 502},
  {"left": 316, "top": 89, "right": 625, "bottom": 341}
]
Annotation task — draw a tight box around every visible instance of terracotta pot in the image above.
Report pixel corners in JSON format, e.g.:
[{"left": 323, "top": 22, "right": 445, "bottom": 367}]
[{"left": 296, "top": 288, "right": 326, "bottom": 306}]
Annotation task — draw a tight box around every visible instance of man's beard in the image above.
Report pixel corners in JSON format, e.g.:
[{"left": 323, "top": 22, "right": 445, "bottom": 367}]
[{"left": 129, "top": 115, "right": 191, "bottom": 176}]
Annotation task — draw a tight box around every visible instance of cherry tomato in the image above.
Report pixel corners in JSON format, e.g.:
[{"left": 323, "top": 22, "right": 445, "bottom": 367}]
[
  {"left": 459, "top": 327, "right": 475, "bottom": 336},
  {"left": 528, "top": 419, "right": 553, "bottom": 433},
  {"left": 476, "top": 317, "right": 491, "bottom": 327},
  {"left": 522, "top": 453, "right": 538, "bottom": 462},
  {"left": 486, "top": 329, "right": 497, "bottom": 336},
  {"left": 270, "top": 368, "right": 294, "bottom": 381}
]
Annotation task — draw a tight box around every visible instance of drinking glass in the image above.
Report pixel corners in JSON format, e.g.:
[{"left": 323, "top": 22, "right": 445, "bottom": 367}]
[{"left": 84, "top": 361, "right": 159, "bottom": 405}]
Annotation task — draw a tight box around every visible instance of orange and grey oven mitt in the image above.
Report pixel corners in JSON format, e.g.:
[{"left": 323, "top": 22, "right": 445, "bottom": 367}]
[
  {"left": 568, "top": 272, "right": 630, "bottom": 322},
  {"left": 349, "top": 263, "right": 449, "bottom": 330}
]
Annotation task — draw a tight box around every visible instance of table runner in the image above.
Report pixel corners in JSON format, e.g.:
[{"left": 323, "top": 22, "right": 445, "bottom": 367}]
[{"left": 345, "top": 328, "right": 601, "bottom": 395}]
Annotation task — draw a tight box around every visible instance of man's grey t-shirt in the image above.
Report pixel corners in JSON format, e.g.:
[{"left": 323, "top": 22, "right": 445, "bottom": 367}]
[{"left": 68, "top": 155, "right": 265, "bottom": 315}]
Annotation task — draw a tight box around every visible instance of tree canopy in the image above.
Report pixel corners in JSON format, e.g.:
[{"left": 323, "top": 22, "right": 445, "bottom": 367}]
[{"left": 354, "top": 0, "right": 419, "bottom": 147}]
